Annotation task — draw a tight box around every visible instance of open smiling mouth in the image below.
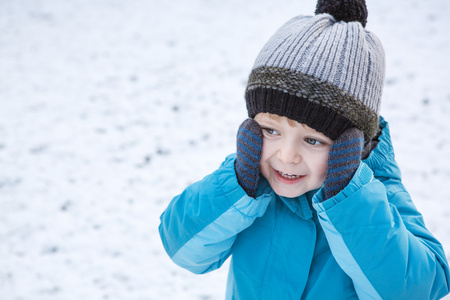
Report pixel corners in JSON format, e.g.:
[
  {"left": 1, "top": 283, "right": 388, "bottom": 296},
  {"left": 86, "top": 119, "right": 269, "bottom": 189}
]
[
  {"left": 277, "top": 170, "right": 304, "bottom": 180},
  {"left": 277, "top": 171, "right": 301, "bottom": 179}
]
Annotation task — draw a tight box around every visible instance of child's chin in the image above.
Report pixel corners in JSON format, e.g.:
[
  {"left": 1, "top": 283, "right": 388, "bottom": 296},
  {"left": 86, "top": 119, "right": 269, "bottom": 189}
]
[{"left": 273, "top": 187, "right": 304, "bottom": 198}]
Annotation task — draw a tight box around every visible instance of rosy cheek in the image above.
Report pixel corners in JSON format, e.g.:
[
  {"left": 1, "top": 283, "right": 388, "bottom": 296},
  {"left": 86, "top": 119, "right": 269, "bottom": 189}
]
[
  {"left": 318, "top": 156, "right": 329, "bottom": 179},
  {"left": 260, "top": 138, "right": 274, "bottom": 161}
]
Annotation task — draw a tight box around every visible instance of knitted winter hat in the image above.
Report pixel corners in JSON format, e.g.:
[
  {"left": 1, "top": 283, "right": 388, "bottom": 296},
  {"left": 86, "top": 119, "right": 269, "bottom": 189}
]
[{"left": 245, "top": 0, "right": 385, "bottom": 141}]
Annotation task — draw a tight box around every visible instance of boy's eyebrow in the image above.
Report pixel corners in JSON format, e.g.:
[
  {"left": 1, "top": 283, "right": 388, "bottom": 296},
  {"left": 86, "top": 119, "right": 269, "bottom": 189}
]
[
  {"left": 258, "top": 115, "right": 281, "bottom": 123},
  {"left": 257, "top": 119, "right": 279, "bottom": 127}
]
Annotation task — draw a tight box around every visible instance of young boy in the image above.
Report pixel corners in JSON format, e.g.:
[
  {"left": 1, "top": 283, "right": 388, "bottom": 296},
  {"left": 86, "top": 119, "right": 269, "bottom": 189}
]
[{"left": 159, "top": 0, "right": 450, "bottom": 299}]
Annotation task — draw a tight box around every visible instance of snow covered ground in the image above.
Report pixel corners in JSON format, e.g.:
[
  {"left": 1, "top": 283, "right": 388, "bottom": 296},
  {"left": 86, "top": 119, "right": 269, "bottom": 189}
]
[{"left": 1, "top": 0, "right": 449, "bottom": 299}]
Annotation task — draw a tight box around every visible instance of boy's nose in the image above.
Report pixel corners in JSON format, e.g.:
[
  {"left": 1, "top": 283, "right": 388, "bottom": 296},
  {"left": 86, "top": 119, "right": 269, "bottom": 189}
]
[{"left": 277, "top": 141, "right": 302, "bottom": 164}]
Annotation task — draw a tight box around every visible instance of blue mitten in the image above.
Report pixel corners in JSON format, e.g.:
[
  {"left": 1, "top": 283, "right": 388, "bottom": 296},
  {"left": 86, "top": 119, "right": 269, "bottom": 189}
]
[
  {"left": 323, "top": 128, "right": 364, "bottom": 199},
  {"left": 235, "top": 119, "right": 263, "bottom": 198}
]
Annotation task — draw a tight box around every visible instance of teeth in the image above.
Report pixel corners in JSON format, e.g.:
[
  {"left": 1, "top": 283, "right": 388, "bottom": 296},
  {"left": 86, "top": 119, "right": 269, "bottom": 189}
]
[{"left": 278, "top": 171, "right": 301, "bottom": 179}]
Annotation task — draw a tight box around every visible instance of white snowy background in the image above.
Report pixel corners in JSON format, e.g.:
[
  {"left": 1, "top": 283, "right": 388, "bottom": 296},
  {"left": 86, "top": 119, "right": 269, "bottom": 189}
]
[{"left": 1, "top": 0, "right": 450, "bottom": 299}]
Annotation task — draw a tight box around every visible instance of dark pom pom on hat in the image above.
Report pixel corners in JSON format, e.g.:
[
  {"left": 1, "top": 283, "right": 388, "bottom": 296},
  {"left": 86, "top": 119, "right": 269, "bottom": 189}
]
[{"left": 315, "top": 0, "right": 368, "bottom": 27}]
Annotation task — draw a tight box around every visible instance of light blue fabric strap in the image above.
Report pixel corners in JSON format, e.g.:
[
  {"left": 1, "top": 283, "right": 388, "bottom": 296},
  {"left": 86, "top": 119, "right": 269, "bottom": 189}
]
[
  {"left": 314, "top": 163, "right": 381, "bottom": 299},
  {"left": 317, "top": 212, "right": 381, "bottom": 299},
  {"left": 172, "top": 193, "right": 272, "bottom": 274}
]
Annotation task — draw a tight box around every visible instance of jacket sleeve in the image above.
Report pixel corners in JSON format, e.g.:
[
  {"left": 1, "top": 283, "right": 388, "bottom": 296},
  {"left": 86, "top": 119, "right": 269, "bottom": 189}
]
[
  {"left": 159, "top": 154, "right": 272, "bottom": 274},
  {"left": 312, "top": 118, "right": 450, "bottom": 300}
]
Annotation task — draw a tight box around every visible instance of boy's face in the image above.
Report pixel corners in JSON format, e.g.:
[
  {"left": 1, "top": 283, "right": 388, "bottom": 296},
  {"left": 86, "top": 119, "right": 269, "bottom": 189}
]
[{"left": 255, "top": 113, "right": 333, "bottom": 198}]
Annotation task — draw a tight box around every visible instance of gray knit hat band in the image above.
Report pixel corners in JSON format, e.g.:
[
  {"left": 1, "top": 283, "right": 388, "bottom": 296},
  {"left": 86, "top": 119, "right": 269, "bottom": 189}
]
[
  {"left": 246, "top": 66, "right": 379, "bottom": 139},
  {"left": 245, "top": 5, "right": 385, "bottom": 141}
]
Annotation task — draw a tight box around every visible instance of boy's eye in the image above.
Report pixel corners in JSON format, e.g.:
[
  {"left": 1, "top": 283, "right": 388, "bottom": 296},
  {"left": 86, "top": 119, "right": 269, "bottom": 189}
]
[
  {"left": 305, "top": 137, "right": 322, "bottom": 146},
  {"left": 262, "top": 127, "right": 279, "bottom": 135}
]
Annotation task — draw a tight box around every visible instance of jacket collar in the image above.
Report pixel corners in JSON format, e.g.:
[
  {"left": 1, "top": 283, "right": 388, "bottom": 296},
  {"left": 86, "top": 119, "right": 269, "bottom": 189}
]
[
  {"left": 257, "top": 177, "right": 316, "bottom": 220},
  {"left": 278, "top": 190, "right": 317, "bottom": 220}
]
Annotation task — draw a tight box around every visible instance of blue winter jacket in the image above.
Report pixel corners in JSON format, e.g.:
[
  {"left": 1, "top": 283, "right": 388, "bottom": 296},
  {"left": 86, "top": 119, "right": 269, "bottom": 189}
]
[{"left": 159, "top": 118, "right": 450, "bottom": 299}]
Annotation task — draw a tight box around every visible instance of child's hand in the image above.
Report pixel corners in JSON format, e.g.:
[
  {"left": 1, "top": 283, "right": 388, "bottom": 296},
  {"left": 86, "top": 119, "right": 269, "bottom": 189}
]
[
  {"left": 235, "top": 118, "right": 263, "bottom": 198},
  {"left": 323, "top": 128, "right": 364, "bottom": 199}
]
